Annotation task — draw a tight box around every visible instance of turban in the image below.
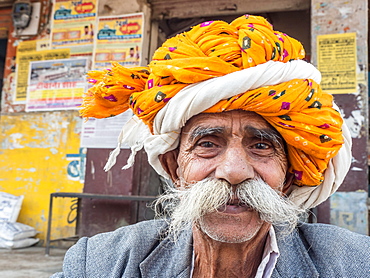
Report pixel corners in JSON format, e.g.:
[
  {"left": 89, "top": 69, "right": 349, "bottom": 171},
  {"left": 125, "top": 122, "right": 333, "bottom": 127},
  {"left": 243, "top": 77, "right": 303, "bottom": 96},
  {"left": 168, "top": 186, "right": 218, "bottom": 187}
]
[{"left": 81, "top": 15, "right": 352, "bottom": 209}]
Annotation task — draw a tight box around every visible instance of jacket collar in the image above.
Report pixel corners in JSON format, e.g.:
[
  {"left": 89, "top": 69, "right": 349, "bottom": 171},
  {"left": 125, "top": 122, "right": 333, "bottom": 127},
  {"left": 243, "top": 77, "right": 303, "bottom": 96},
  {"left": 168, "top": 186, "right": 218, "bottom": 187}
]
[
  {"left": 271, "top": 226, "right": 319, "bottom": 278},
  {"left": 139, "top": 226, "right": 194, "bottom": 278}
]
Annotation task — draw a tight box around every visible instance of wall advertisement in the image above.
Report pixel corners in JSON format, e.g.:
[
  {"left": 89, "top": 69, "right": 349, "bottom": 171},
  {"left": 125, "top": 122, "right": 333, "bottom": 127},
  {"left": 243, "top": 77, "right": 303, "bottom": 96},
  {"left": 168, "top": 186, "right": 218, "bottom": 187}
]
[
  {"left": 93, "top": 12, "right": 143, "bottom": 70},
  {"left": 26, "top": 58, "right": 88, "bottom": 111}
]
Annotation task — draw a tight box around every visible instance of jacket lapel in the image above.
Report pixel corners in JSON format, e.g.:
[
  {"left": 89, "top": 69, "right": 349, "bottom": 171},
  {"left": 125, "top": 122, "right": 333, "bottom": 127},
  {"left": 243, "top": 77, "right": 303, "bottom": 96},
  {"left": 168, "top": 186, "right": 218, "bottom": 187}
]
[
  {"left": 139, "top": 227, "right": 194, "bottom": 278},
  {"left": 271, "top": 227, "right": 319, "bottom": 278}
]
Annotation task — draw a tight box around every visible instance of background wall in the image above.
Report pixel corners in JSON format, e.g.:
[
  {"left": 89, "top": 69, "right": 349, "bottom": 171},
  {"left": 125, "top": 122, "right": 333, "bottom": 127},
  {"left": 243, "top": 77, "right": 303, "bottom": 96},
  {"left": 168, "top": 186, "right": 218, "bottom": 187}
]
[
  {"left": 0, "top": 111, "right": 84, "bottom": 241},
  {"left": 311, "top": 0, "right": 368, "bottom": 234}
]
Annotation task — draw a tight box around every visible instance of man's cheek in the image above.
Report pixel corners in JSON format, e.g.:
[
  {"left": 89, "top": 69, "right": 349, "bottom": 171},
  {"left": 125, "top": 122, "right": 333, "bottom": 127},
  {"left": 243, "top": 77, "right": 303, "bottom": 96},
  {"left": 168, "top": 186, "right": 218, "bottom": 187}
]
[
  {"left": 178, "top": 152, "right": 195, "bottom": 179},
  {"left": 180, "top": 157, "right": 209, "bottom": 182}
]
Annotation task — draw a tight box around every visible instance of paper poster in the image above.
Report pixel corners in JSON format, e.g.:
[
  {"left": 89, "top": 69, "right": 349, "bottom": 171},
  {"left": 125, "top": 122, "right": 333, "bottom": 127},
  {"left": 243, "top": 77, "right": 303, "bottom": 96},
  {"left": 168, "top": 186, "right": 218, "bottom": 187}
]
[
  {"left": 80, "top": 111, "right": 133, "bottom": 148},
  {"left": 93, "top": 13, "right": 143, "bottom": 70},
  {"left": 15, "top": 45, "right": 70, "bottom": 103},
  {"left": 26, "top": 58, "right": 88, "bottom": 111},
  {"left": 317, "top": 33, "right": 357, "bottom": 94},
  {"left": 51, "top": 0, "right": 98, "bottom": 55},
  {"left": 16, "top": 39, "right": 50, "bottom": 52}
]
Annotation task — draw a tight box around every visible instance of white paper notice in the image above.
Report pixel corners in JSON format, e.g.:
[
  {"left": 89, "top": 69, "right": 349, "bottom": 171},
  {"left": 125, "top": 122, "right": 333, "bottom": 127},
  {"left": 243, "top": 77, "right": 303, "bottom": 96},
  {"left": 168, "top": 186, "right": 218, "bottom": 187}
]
[{"left": 81, "top": 110, "right": 133, "bottom": 148}]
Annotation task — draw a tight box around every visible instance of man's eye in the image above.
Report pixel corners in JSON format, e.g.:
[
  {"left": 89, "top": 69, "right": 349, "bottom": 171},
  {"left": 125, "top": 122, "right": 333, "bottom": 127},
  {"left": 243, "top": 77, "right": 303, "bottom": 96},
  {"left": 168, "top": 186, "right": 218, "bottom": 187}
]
[
  {"left": 254, "top": 142, "right": 271, "bottom": 149},
  {"left": 198, "top": 141, "right": 215, "bottom": 148}
]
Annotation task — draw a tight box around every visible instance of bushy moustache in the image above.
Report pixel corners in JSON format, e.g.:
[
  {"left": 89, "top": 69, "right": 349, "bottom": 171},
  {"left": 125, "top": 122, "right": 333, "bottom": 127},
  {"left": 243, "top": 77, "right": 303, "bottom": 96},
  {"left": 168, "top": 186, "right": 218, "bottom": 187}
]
[{"left": 154, "top": 177, "right": 306, "bottom": 241}]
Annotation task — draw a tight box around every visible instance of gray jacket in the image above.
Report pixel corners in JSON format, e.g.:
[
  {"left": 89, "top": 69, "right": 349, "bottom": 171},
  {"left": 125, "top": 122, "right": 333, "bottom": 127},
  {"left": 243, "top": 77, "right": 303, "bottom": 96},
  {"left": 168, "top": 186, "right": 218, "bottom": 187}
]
[{"left": 52, "top": 219, "right": 370, "bottom": 278}]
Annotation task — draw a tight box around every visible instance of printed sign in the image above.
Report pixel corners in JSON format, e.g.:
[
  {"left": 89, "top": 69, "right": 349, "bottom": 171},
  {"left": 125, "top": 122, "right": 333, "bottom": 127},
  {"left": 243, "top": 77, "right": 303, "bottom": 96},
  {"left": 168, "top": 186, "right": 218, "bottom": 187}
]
[
  {"left": 26, "top": 58, "right": 89, "bottom": 111},
  {"left": 51, "top": 0, "right": 98, "bottom": 55},
  {"left": 93, "top": 13, "right": 143, "bottom": 70},
  {"left": 317, "top": 33, "right": 357, "bottom": 94}
]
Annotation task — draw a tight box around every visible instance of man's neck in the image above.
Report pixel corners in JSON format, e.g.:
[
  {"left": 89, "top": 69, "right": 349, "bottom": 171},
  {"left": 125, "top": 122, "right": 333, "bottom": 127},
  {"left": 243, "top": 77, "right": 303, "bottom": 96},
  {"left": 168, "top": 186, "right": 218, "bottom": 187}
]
[{"left": 191, "top": 222, "right": 271, "bottom": 278}]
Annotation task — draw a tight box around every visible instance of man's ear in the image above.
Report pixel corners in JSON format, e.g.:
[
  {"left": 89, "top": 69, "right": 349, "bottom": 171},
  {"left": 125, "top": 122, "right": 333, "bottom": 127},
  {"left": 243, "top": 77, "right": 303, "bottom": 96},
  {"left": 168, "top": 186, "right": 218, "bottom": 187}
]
[
  {"left": 282, "top": 172, "right": 295, "bottom": 194},
  {"left": 159, "top": 149, "right": 179, "bottom": 182}
]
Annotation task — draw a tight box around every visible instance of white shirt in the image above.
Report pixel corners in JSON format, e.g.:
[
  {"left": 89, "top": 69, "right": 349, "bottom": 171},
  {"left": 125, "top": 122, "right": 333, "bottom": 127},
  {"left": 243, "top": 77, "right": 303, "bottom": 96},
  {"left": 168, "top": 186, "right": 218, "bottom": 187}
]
[
  {"left": 190, "top": 226, "right": 280, "bottom": 278},
  {"left": 255, "top": 226, "right": 280, "bottom": 278}
]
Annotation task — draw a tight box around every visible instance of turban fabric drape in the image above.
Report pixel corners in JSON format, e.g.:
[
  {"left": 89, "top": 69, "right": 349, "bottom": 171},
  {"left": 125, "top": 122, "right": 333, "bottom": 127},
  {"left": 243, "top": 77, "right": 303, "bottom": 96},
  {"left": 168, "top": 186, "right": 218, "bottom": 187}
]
[{"left": 80, "top": 15, "right": 351, "bottom": 208}]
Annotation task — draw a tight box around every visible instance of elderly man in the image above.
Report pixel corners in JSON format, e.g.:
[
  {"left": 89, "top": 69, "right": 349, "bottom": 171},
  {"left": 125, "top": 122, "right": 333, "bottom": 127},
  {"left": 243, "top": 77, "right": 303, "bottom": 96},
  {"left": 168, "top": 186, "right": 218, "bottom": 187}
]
[{"left": 52, "top": 15, "right": 369, "bottom": 277}]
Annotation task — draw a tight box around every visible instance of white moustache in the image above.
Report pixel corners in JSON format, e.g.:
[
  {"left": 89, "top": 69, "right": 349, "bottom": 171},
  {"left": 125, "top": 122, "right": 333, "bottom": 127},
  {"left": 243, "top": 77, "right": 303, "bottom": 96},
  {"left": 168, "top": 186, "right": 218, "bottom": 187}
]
[{"left": 154, "top": 177, "right": 306, "bottom": 241}]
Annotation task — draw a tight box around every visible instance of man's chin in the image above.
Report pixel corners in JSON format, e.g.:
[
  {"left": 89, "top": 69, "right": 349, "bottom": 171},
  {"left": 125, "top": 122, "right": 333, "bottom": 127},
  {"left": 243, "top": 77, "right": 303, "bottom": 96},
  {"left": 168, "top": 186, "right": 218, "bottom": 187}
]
[{"left": 198, "top": 210, "right": 265, "bottom": 243}]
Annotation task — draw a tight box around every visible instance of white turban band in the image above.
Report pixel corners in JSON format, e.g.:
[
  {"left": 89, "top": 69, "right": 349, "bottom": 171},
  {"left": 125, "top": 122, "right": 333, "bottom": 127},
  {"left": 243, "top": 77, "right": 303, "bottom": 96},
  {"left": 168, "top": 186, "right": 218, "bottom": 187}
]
[{"left": 105, "top": 60, "right": 352, "bottom": 209}]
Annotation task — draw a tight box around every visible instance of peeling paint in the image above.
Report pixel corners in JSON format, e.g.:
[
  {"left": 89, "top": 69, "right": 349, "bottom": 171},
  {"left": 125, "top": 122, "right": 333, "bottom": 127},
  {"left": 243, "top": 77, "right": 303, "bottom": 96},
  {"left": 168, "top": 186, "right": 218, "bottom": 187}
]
[
  {"left": 337, "top": 6, "right": 352, "bottom": 18},
  {"left": 50, "top": 148, "right": 58, "bottom": 154},
  {"left": 330, "top": 191, "right": 368, "bottom": 235},
  {"left": 343, "top": 109, "right": 364, "bottom": 138},
  {"left": 9, "top": 133, "right": 24, "bottom": 149},
  {"left": 107, "top": 170, "right": 113, "bottom": 187},
  {"left": 0, "top": 111, "right": 84, "bottom": 241},
  {"left": 40, "top": 210, "right": 46, "bottom": 222},
  {"left": 91, "top": 160, "right": 95, "bottom": 180}
]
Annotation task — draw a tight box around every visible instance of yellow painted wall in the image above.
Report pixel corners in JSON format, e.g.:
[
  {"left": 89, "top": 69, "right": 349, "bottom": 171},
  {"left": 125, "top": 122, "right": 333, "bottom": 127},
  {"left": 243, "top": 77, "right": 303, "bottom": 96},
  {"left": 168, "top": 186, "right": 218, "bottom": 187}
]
[{"left": 0, "top": 110, "right": 84, "bottom": 243}]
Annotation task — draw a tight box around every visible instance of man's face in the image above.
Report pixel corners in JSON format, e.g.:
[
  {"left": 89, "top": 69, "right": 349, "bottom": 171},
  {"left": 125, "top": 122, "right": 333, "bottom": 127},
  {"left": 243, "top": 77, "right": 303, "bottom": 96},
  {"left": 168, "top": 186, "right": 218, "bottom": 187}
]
[{"left": 176, "top": 110, "right": 288, "bottom": 241}]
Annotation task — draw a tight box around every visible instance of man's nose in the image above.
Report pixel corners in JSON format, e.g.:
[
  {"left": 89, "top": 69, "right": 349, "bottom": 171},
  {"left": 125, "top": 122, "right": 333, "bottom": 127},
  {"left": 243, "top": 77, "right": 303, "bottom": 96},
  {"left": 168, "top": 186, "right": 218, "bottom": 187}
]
[{"left": 214, "top": 146, "right": 254, "bottom": 185}]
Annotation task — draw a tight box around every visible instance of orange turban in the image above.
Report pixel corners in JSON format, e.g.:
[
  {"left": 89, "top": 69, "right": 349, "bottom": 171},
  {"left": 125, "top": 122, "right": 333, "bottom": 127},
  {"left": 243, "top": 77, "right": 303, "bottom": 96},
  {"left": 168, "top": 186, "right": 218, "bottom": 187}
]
[{"left": 80, "top": 15, "right": 345, "bottom": 187}]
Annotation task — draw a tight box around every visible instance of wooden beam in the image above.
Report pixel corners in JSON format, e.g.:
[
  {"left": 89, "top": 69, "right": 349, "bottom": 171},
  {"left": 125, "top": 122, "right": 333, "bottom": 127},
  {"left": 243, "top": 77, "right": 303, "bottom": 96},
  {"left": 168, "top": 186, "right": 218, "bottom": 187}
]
[
  {"left": 0, "top": 0, "right": 14, "bottom": 8},
  {"left": 149, "top": 0, "right": 310, "bottom": 20}
]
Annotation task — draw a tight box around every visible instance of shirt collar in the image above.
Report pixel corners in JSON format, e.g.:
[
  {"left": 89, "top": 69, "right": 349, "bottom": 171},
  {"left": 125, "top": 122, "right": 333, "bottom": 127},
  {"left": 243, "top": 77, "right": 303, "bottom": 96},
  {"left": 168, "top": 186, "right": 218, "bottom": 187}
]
[{"left": 255, "top": 225, "right": 280, "bottom": 278}]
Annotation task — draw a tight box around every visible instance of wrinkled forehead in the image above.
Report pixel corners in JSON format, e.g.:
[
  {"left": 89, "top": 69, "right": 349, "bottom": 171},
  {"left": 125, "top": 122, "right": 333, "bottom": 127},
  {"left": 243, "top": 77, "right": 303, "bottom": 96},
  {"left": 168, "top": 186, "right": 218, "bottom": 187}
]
[{"left": 180, "top": 110, "right": 285, "bottom": 145}]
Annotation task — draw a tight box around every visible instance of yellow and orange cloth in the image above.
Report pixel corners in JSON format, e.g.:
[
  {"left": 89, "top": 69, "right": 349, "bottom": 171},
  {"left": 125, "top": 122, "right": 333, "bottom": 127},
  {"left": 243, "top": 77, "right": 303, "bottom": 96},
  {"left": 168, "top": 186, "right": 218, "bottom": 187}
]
[
  {"left": 82, "top": 15, "right": 306, "bottom": 125},
  {"left": 80, "top": 15, "right": 351, "bottom": 207}
]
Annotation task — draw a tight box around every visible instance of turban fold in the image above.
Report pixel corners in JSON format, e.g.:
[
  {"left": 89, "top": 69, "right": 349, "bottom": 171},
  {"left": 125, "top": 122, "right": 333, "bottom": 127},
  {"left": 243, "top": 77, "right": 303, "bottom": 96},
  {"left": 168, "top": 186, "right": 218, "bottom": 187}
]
[{"left": 80, "top": 15, "right": 351, "bottom": 205}]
